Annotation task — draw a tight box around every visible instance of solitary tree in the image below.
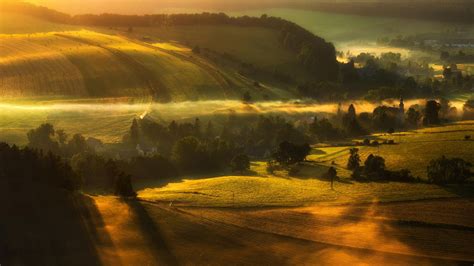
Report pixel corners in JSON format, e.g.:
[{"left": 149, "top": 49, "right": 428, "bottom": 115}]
[
  {"left": 242, "top": 91, "right": 252, "bottom": 103},
  {"left": 347, "top": 148, "right": 361, "bottom": 170},
  {"left": 423, "top": 100, "right": 441, "bottom": 126},
  {"left": 114, "top": 172, "right": 137, "bottom": 198},
  {"left": 231, "top": 154, "right": 250, "bottom": 174},
  {"left": 130, "top": 118, "right": 140, "bottom": 145},
  {"left": 326, "top": 167, "right": 337, "bottom": 189},
  {"left": 364, "top": 154, "right": 386, "bottom": 179}
]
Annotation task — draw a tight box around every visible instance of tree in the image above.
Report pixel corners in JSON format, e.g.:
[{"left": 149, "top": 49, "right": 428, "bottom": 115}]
[
  {"left": 130, "top": 118, "right": 140, "bottom": 145},
  {"left": 273, "top": 141, "right": 311, "bottom": 165},
  {"left": 427, "top": 156, "right": 472, "bottom": 184},
  {"left": 364, "top": 154, "right": 386, "bottom": 179},
  {"left": 406, "top": 107, "right": 421, "bottom": 127},
  {"left": 326, "top": 167, "right": 337, "bottom": 189},
  {"left": 242, "top": 91, "right": 252, "bottom": 103},
  {"left": 27, "top": 123, "right": 60, "bottom": 154},
  {"left": 462, "top": 99, "right": 474, "bottom": 120},
  {"left": 347, "top": 148, "right": 361, "bottom": 170},
  {"left": 423, "top": 100, "right": 441, "bottom": 126},
  {"left": 231, "top": 154, "right": 250, "bottom": 173},
  {"left": 66, "top": 134, "right": 89, "bottom": 156},
  {"left": 114, "top": 172, "right": 137, "bottom": 198},
  {"left": 171, "top": 136, "right": 201, "bottom": 171}
]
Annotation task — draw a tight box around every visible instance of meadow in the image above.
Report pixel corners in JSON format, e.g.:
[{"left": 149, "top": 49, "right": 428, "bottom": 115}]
[{"left": 138, "top": 121, "right": 474, "bottom": 207}]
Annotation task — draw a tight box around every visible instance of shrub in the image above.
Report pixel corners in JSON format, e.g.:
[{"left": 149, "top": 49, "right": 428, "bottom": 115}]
[
  {"left": 347, "top": 148, "right": 361, "bottom": 170},
  {"left": 363, "top": 154, "right": 386, "bottom": 179},
  {"left": 427, "top": 156, "right": 472, "bottom": 184},
  {"left": 231, "top": 154, "right": 250, "bottom": 173}
]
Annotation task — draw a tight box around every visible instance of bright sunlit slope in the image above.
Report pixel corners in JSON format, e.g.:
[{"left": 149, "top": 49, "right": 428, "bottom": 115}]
[
  {"left": 0, "top": 13, "right": 77, "bottom": 34},
  {"left": 140, "top": 121, "right": 474, "bottom": 207},
  {"left": 0, "top": 30, "right": 247, "bottom": 101},
  {"left": 0, "top": 12, "right": 269, "bottom": 101}
]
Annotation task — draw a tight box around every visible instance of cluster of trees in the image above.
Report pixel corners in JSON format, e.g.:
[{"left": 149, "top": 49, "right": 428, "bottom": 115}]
[
  {"left": 18, "top": 124, "right": 135, "bottom": 197},
  {"left": 26, "top": 123, "right": 102, "bottom": 158},
  {"left": 347, "top": 148, "right": 472, "bottom": 184},
  {"left": 0, "top": 142, "right": 78, "bottom": 191},
  {"left": 347, "top": 148, "right": 415, "bottom": 182},
  {"left": 427, "top": 156, "right": 472, "bottom": 184}
]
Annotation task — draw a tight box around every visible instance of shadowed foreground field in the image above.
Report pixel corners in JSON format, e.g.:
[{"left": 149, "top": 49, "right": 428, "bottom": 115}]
[{"left": 80, "top": 197, "right": 474, "bottom": 265}]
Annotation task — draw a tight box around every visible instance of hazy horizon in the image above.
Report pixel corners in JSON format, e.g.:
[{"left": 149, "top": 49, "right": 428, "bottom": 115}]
[{"left": 19, "top": 0, "right": 473, "bottom": 15}]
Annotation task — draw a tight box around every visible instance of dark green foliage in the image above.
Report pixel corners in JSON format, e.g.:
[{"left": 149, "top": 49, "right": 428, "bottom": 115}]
[
  {"left": 372, "top": 106, "right": 399, "bottom": 131},
  {"left": 406, "top": 107, "right": 422, "bottom": 127},
  {"left": 326, "top": 166, "right": 337, "bottom": 189},
  {"left": 347, "top": 148, "right": 361, "bottom": 170},
  {"left": 423, "top": 100, "right": 441, "bottom": 126},
  {"left": 66, "top": 134, "right": 90, "bottom": 157},
  {"left": 129, "top": 118, "right": 140, "bottom": 145},
  {"left": 427, "top": 156, "right": 472, "bottom": 184},
  {"left": 351, "top": 166, "right": 362, "bottom": 180},
  {"left": 462, "top": 99, "right": 474, "bottom": 120},
  {"left": 124, "top": 155, "right": 178, "bottom": 182},
  {"left": 343, "top": 104, "right": 366, "bottom": 136},
  {"left": 71, "top": 152, "right": 115, "bottom": 192},
  {"left": 114, "top": 172, "right": 137, "bottom": 198},
  {"left": 231, "top": 154, "right": 250, "bottom": 173},
  {"left": 172, "top": 136, "right": 201, "bottom": 171},
  {"left": 27, "top": 124, "right": 92, "bottom": 158},
  {"left": 27, "top": 123, "right": 60, "bottom": 154},
  {"left": 242, "top": 91, "right": 252, "bottom": 103},
  {"left": 0, "top": 142, "right": 79, "bottom": 191},
  {"left": 363, "top": 154, "right": 386, "bottom": 179},
  {"left": 272, "top": 141, "right": 311, "bottom": 165},
  {"left": 171, "top": 136, "right": 239, "bottom": 174},
  {"left": 310, "top": 117, "right": 341, "bottom": 141}
]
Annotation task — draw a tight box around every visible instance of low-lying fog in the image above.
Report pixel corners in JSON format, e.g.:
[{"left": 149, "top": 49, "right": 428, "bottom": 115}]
[{"left": 0, "top": 99, "right": 467, "bottom": 145}]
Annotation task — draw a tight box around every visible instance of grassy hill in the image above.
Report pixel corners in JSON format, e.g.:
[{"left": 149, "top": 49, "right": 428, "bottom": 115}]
[
  {"left": 123, "top": 25, "right": 312, "bottom": 83},
  {"left": 0, "top": 27, "right": 258, "bottom": 101},
  {"left": 139, "top": 121, "right": 474, "bottom": 207}
]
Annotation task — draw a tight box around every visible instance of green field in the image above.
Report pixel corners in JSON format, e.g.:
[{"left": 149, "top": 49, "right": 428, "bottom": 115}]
[
  {"left": 124, "top": 25, "right": 310, "bottom": 82},
  {"left": 139, "top": 122, "right": 474, "bottom": 207},
  {"left": 0, "top": 29, "right": 251, "bottom": 100}
]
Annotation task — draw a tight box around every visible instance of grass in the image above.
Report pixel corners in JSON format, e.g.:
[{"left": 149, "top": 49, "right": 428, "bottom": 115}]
[
  {"left": 1, "top": 29, "right": 243, "bottom": 100},
  {"left": 0, "top": 13, "right": 77, "bottom": 34},
  {"left": 123, "top": 25, "right": 311, "bottom": 82},
  {"left": 139, "top": 121, "right": 474, "bottom": 207},
  {"left": 329, "top": 122, "right": 474, "bottom": 178}
]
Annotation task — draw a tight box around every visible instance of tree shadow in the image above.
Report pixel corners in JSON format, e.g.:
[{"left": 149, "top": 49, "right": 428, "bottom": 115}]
[
  {"left": 0, "top": 184, "right": 109, "bottom": 266},
  {"left": 124, "top": 199, "right": 179, "bottom": 266}
]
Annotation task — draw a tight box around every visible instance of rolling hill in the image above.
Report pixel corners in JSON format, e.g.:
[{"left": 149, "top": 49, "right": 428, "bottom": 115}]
[
  {"left": 0, "top": 3, "right": 339, "bottom": 102},
  {"left": 0, "top": 26, "right": 251, "bottom": 101}
]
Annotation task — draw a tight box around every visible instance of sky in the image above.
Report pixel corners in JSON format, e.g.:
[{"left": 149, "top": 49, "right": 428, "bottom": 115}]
[{"left": 13, "top": 0, "right": 473, "bottom": 15}]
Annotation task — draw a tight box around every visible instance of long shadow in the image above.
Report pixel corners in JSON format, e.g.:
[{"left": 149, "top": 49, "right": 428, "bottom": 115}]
[
  {"left": 124, "top": 199, "right": 180, "bottom": 266},
  {"left": 0, "top": 183, "right": 105, "bottom": 266}
]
